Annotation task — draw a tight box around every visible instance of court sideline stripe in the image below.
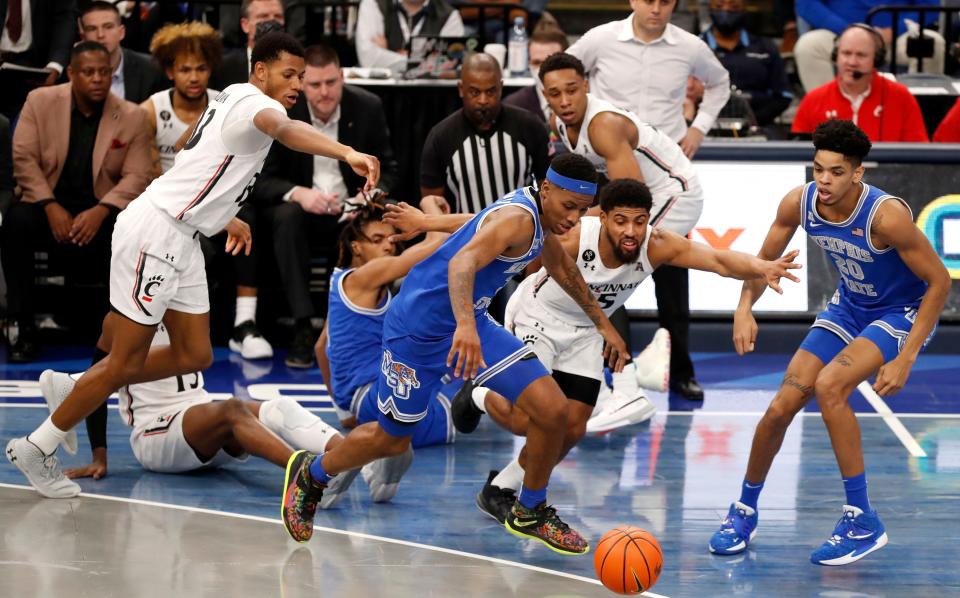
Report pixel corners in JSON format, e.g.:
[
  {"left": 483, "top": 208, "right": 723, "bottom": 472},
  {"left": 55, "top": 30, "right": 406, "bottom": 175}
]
[
  {"left": 0, "top": 482, "right": 669, "bottom": 598},
  {"left": 855, "top": 382, "right": 928, "bottom": 457}
]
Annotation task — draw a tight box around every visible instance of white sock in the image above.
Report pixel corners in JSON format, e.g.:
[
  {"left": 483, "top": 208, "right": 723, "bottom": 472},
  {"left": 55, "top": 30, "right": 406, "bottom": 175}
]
[
  {"left": 258, "top": 398, "right": 341, "bottom": 453},
  {"left": 492, "top": 457, "right": 524, "bottom": 491},
  {"left": 612, "top": 362, "right": 639, "bottom": 396},
  {"left": 28, "top": 416, "right": 68, "bottom": 455},
  {"left": 235, "top": 296, "right": 257, "bottom": 327},
  {"left": 472, "top": 386, "right": 488, "bottom": 413}
]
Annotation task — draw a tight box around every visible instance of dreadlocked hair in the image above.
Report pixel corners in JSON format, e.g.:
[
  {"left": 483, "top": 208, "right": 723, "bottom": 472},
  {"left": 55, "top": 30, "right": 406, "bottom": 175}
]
[
  {"left": 150, "top": 22, "right": 224, "bottom": 72},
  {"left": 336, "top": 203, "right": 389, "bottom": 268}
]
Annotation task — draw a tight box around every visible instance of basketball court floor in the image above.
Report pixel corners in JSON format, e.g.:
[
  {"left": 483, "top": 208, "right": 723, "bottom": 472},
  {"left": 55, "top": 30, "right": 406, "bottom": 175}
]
[{"left": 1, "top": 346, "right": 958, "bottom": 596}]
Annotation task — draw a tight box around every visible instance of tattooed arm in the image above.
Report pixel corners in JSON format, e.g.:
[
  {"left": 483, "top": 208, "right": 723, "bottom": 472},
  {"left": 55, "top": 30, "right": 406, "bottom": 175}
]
[
  {"left": 446, "top": 207, "right": 534, "bottom": 380},
  {"left": 540, "top": 234, "right": 628, "bottom": 372}
]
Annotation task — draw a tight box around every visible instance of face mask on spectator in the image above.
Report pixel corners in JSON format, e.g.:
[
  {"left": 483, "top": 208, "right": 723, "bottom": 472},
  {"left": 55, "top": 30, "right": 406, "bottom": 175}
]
[{"left": 711, "top": 11, "right": 745, "bottom": 35}]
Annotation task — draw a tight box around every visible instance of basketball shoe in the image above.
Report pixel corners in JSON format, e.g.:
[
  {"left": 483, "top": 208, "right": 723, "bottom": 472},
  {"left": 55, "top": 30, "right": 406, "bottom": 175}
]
[
  {"left": 39, "top": 370, "right": 78, "bottom": 455},
  {"left": 282, "top": 450, "right": 324, "bottom": 543},
  {"left": 708, "top": 501, "right": 758, "bottom": 555},
  {"left": 361, "top": 444, "right": 414, "bottom": 502},
  {"left": 318, "top": 466, "right": 360, "bottom": 509},
  {"left": 505, "top": 501, "right": 589, "bottom": 555},
  {"left": 475, "top": 470, "right": 517, "bottom": 524},
  {"left": 810, "top": 505, "right": 887, "bottom": 566},
  {"left": 586, "top": 388, "right": 657, "bottom": 435},
  {"left": 450, "top": 379, "right": 483, "bottom": 434},
  {"left": 634, "top": 328, "right": 671, "bottom": 391},
  {"left": 5, "top": 437, "right": 80, "bottom": 498}
]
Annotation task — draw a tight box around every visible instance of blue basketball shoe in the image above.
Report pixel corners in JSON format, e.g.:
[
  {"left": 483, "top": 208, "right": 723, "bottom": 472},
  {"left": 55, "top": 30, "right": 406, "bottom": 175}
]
[
  {"left": 810, "top": 505, "right": 887, "bottom": 566},
  {"left": 708, "top": 501, "right": 758, "bottom": 555}
]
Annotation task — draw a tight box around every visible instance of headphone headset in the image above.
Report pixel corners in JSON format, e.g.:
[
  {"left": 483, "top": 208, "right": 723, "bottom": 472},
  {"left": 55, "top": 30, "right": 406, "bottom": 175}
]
[{"left": 830, "top": 23, "right": 887, "bottom": 69}]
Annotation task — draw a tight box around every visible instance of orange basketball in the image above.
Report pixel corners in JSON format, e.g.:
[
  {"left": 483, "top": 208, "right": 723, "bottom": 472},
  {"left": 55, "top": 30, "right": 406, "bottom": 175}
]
[{"left": 593, "top": 526, "right": 663, "bottom": 595}]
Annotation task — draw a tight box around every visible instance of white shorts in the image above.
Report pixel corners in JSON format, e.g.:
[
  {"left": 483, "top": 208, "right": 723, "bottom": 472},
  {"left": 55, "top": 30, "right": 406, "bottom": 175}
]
[
  {"left": 129, "top": 401, "right": 247, "bottom": 473},
  {"left": 509, "top": 296, "right": 604, "bottom": 383},
  {"left": 651, "top": 183, "right": 703, "bottom": 237},
  {"left": 110, "top": 197, "right": 209, "bottom": 326}
]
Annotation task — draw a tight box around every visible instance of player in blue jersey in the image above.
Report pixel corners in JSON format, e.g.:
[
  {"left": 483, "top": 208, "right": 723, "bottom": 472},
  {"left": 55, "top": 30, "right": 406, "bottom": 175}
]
[
  {"left": 707, "top": 120, "right": 950, "bottom": 566},
  {"left": 282, "top": 154, "right": 629, "bottom": 554},
  {"left": 314, "top": 200, "right": 458, "bottom": 506}
]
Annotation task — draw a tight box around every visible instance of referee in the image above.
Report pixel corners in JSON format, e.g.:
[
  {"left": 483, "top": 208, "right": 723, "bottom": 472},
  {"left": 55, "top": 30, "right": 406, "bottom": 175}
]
[{"left": 420, "top": 53, "right": 549, "bottom": 214}]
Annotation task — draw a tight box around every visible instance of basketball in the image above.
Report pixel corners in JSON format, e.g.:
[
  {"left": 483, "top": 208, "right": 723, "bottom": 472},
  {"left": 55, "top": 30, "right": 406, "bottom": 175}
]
[{"left": 594, "top": 526, "right": 663, "bottom": 595}]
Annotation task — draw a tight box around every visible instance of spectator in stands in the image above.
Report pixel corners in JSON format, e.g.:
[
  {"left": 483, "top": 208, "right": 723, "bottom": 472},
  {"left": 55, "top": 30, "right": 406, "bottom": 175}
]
[
  {"left": 420, "top": 52, "right": 548, "bottom": 213},
  {"left": 933, "top": 98, "right": 960, "bottom": 142},
  {"left": 567, "top": 0, "right": 729, "bottom": 158},
  {"left": 211, "top": 0, "right": 285, "bottom": 88},
  {"left": 0, "top": 0, "right": 75, "bottom": 88},
  {"left": 355, "top": 0, "right": 464, "bottom": 70},
  {"left": 78, "top": 1, "right": 164, "bottom": 104},
  {"left": 793, "top": 0, "right": 942, "bottom": 92},
  {"left": 1, "top": 42, "right": 151, "bottom": 362},
  {"left": 700, "top": 0, "right": 791, "bottom": 126},
  {"left": 791, "top": 24, "right": 929, "bottom": 142},
  {"left": 503, "top": 26, "right": 568, "bottom": 123},
  {"left": 252, "top": 43, "right": 399, "bottom": 368}
]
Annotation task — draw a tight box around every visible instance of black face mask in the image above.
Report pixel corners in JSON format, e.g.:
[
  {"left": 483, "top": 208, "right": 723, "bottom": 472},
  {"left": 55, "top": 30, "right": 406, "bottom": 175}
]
[{"left": 711, "top": 10, "right": 746, "bottom": 35}]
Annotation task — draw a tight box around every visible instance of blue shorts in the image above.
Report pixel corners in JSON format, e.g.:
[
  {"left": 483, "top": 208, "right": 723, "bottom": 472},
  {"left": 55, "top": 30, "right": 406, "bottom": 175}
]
[
  {"left": 352, "top": 379, "right": 456, "bottom": 448},
  {"left": 799, "top": 300, "right": 935, "bottom": 365},
  {"left": 376, "top": 314, "right": 549, "bottom": 438}
]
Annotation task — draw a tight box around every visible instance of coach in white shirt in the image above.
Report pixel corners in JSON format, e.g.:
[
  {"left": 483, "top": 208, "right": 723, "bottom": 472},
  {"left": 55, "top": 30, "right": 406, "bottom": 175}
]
[{"left": 568, "top": 0, "right": 729, "bottom": 158}]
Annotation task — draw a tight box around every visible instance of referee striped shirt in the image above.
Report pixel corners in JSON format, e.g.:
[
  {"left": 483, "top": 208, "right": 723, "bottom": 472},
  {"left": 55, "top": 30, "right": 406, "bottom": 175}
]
[{"left": 420, "top": 106, "right": 549, "bottom": 214}]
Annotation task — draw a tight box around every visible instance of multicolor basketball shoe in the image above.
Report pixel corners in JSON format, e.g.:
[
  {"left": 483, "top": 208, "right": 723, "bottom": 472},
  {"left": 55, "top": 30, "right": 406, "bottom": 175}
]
[
  {"left": 282, "top": 450, "right": 325, "bottom": 543},
  {"left": 505, "top": 501, "right": 589, "bottom": 555},
  {"left": 810, "top": 505, "right": 887, "bottom": 566}
]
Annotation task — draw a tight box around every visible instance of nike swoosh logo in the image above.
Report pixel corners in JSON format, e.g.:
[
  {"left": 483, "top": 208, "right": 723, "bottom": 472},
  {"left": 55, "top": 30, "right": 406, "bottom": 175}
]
[
  {"left": 847, "top": 532, "right": 875, "bottom": 540},
  {"left": 511, "top": 518, "right": 540, "bottom": 528},
  {"left": 808, "top": 221, "right": 823, "bottom": 228},
  {"left": 612, "top": 399, "right": 643, "bottom": 413},
  {"left": 744, "top": 483, "right": 762, "bottom": 489}
]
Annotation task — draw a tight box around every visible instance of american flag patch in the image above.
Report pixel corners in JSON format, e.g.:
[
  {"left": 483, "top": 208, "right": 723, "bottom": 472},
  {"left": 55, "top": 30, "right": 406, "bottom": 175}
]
[{"left": 852, "top": 228, "right": 864, "bottom": 237}]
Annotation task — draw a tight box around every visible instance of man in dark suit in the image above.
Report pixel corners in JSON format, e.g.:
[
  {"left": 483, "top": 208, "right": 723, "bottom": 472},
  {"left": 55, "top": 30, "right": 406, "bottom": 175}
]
[
  {"left": 0, "top": 0, "right": 76, "bottom": 116},
  {"left": 211, "top": 0, "right": 286, "bottom": 89},
  {"left": 79, "top": 1, "right": 164, "bottom": 104},
  {"left": 503, "top": 27, "right": 567, "bottom": 123},
  {"left": 252, "top": 43, "right": 398, "bottom": 368}
]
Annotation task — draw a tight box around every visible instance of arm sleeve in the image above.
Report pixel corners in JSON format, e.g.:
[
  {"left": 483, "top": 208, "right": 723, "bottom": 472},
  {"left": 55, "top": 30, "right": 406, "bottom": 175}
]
[
  {"left": 795, "top": 0, "right": 849, "bottom": 34},
  {"left": 355, "top": 0, "right": 407, "bottom": 69},
  {"left": 419, "top": 126, "right": 447, "bottom": 189},
  {"left": 86, "top": 402, "right": 108, "bottom": 450},
  {"left": 691, "top": 42, "right": 731, "bottom": 134}
]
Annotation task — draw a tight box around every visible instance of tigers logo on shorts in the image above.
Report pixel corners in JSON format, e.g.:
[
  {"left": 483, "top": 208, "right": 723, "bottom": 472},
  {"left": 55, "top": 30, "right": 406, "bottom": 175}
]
[{"left": 381, "top": 350, "right": 420, "bottom": 400}]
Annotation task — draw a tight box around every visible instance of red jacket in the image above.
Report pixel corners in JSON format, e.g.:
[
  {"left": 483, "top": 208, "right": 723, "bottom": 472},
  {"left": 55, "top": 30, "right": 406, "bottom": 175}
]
[
  {"left": 792, "top": 75, "right": 929, "bottom": 142},
  {"left": 933, "top": 97, "right": 960, "bottom": 142}
]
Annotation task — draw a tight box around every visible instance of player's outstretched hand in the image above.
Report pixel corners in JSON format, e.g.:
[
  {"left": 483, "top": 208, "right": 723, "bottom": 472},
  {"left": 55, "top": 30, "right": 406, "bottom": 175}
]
[
  {"left": 600, "top": 323, "right": 628, "bottom": 373},
  {"left": 383, "top": 202, "right": 426, "bottom": 242},
  {"left": 732, "top": 309, "right": 758, "bottom": 356},
  {"left": 448, "top": 323, "right": 486, "bottom": 380},
  {"left": 345, "top": 150, "right": 380, "bottom": 191},
  {"left": 873, "top": 356, "right": 911, "bottom": 397},
  {"left": 65, "top": 448, "right": 107, "bottom": 480},
  {"left": 224, "top": 217, "right": 252, "bottom": 256},
  {"left": 762, "top": 249, "right": 802, "bottom": 294}
]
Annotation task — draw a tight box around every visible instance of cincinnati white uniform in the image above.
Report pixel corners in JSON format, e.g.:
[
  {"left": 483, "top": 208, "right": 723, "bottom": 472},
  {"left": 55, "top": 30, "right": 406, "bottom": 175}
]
[
  {"left": 111, "top": 83, "right": 285, "bottom": 325},
  {"left": 117, "top": 325, "right": 244, "bottom": 473},
  {"left": 506, "top": 217, "right": 654, "bottom": 381},
  {"left": 556, "top": 94, "right": 703, "bottom": 236},
  {"left": 148, "top": 88, "right": 220, "bottom": 173}
]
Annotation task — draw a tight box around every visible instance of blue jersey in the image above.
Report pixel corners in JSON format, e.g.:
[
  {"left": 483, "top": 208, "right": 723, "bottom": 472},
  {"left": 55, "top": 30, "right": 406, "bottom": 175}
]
[
  {"left": 326, "top": 268, "right": 391, "bottom": 408},
  {"left": 801, "top": 182, "right": 927, "bottom": 312},
  {"left": 384, "top": 187, "right": 544, "bottom": 341}
]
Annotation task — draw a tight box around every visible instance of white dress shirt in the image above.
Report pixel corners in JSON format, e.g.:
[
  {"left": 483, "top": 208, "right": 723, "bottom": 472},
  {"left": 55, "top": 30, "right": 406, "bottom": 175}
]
[
  {"left": 568, "top": 19, "right": 730, "bottom": 142},
  {"left": 355, "top": 0, "right": 465, "bottom": 69},
  {"left": 310, "top": 104, "right": 349, "bottom": 200},
  {"left": 111, "top": 50, "right": 125, "bottom": 100}
]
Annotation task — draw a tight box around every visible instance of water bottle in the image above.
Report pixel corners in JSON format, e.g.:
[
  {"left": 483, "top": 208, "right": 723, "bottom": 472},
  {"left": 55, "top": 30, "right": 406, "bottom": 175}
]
[{"left": 508, "top": 16, "right": 528, "bottom": 76}]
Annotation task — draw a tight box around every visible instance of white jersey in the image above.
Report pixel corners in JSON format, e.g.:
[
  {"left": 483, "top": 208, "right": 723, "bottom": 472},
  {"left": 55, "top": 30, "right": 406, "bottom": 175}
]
[
  {"left": 556, "top": 94, "right": 698, "bottom": 201},
  {"left": 117, "top": 324, "right": 207, "bottom": 429},
  {"left": 143, "top": 83, "right": 284, "bottom": 236},
  {"left": 149, "top": 88, "right": 220, "bottom": 173},
  {"left": 527, "top": 216, "right": 654, "bottom": 326}
]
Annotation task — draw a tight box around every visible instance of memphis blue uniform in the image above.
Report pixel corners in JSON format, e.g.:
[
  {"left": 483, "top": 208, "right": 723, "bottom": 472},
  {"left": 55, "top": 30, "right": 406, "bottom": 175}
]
[
  {"left": 377, "top": 187, "right": 551, "bottom": 436},
  {"left": 326, "top": 268, "right": 454, "bottom": 447},
  {"left": 797, "top": 182, "right": 933, "bottom": 364}
]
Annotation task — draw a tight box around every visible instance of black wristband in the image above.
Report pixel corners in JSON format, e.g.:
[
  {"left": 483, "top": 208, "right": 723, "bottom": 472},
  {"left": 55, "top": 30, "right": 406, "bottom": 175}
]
[
  {"left": 35, "top": 198, "right": 57, "bottom": 208},
  {"left": 86, "top": 401, "right": 108, "bottom": 450}
]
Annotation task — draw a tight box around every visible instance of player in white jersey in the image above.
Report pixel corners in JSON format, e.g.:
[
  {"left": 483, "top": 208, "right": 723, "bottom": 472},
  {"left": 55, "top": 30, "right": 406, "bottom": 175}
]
[
  {"left": 7, "top": 32, "right": 381, "bottom": 500},
  {"left": 443, "top": 179, "right": 801, "bottom": 524},
  {"left": 539, "top": 52, "right": 708, "bottom": 405}
]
